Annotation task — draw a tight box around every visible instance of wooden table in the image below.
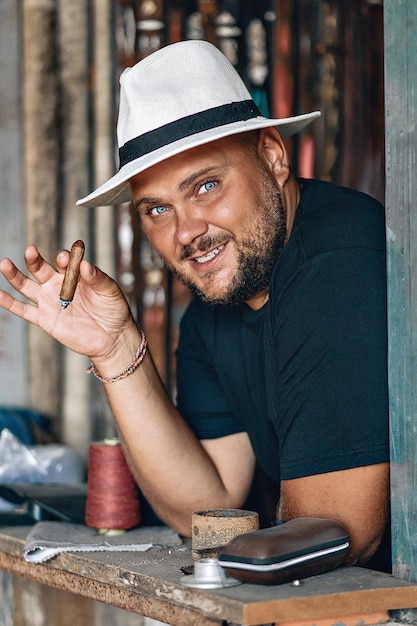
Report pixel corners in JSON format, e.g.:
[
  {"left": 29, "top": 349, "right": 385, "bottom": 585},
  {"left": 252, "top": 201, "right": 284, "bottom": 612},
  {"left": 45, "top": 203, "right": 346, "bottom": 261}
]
[{"left": 1, "top": 526, "right": 417, "bottom": 626}]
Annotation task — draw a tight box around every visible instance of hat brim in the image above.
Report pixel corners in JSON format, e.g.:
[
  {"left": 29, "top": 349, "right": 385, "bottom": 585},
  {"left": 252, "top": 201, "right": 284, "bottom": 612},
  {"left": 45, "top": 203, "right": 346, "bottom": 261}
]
[{"left": 77, "top": 111, "right": 320, "bottom": 208}]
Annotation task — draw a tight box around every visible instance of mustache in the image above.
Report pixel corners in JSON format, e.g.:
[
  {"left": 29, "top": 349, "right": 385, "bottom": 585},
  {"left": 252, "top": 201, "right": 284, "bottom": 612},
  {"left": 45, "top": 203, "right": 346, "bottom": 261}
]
[{"left": 179, "top": 233, "right": 232, "bottom": 261}]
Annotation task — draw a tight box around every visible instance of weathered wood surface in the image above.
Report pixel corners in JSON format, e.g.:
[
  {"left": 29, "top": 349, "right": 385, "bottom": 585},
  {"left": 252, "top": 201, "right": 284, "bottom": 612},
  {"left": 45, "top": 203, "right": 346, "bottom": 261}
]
[
  {"left": 1, "top": 527, "right": 417, "bottom": 626},
  {"left": 384, "top": 0, "right": 417, "bottom": 583},
  {"left": 0, "top": 571, "right": 144, "bottom": 626}
]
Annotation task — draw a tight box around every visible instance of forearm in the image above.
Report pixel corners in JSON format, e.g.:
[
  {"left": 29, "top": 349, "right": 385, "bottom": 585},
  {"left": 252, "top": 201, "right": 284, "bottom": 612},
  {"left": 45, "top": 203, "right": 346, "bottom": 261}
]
[{"left": 91, "top": 330, "right": 246, "bottom": 535}]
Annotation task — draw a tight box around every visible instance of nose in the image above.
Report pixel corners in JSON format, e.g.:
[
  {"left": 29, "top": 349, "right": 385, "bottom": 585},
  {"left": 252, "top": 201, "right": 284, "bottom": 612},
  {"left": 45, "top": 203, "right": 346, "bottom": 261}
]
[{"left": 174, "top": 204, "right": 209, "bottom": 246}]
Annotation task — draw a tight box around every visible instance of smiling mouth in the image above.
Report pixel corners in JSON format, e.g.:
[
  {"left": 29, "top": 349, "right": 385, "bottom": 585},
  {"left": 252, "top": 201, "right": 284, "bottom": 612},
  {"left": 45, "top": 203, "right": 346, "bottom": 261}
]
[{"left": 194, "top": 244, "right": 225, "bottom": 264}]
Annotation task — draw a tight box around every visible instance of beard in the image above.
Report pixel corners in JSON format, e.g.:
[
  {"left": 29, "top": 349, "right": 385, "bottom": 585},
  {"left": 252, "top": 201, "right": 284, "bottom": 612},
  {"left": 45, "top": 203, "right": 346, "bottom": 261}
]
[{"left": 163, "top": 171, "right": 287, "bottom": 307}]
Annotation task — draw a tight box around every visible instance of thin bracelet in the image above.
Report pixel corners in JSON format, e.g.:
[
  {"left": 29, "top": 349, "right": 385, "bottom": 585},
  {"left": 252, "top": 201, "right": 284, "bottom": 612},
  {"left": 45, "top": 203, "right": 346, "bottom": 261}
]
[{"left": 86, "top": 330, "right": 147, "bottom": 384}]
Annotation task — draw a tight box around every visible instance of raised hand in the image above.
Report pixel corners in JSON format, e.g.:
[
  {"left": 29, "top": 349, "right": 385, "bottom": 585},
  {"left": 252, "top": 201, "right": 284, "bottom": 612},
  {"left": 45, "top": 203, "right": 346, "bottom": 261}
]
[{"left": 0, "top": 244, "right": 136, "bottom": 361}]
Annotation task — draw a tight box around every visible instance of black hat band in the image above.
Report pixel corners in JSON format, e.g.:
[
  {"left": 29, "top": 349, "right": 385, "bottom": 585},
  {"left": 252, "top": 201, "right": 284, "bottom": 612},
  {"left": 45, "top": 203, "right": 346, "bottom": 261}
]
[{"left": 119, "top": 100, "right": 262, "bottom": 169}]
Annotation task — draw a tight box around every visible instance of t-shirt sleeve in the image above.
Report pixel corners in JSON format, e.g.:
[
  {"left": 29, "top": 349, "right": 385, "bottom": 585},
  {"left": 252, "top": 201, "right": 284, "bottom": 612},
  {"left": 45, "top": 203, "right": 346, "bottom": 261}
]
[
  {"left": 265, "top": 193, "right": 389, "bottom": 479},
  {"left": 175, "top": 299, "right": 245, "bottom": 440}
]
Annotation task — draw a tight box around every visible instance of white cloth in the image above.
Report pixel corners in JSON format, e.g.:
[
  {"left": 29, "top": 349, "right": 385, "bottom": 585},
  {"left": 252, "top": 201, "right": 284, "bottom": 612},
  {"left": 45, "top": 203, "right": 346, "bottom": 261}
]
[{"left": 24, "top": 521, "right": 182, "bottom": 563}]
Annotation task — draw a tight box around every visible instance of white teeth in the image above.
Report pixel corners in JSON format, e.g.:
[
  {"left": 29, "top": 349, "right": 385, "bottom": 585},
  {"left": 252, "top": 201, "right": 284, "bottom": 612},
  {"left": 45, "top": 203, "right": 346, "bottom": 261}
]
[{"left": 195, "top": 245, "right": 224, "bottom": 264}]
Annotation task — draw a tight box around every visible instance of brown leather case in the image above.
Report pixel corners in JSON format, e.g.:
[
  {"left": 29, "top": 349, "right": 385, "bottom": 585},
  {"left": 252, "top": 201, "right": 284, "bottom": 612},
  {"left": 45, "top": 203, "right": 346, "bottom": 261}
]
[{"left": 218, "top": 517, "right": 350, "bottom": 585}]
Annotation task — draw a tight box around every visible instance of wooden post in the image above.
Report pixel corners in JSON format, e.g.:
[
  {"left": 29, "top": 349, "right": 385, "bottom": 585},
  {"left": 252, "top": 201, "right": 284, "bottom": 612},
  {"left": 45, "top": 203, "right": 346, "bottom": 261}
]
[
  {"left": 58, "top": 0, "right": 92, "bottom": 455},
  {"left": 23, "top": 0, "right": 60, "bottom": 421},
  {"left": 385, "top": 0, "right": 417, "bottom": 581},
  {"left": 92, "top": 0, "right": 116, "bottom": 280},
  {"left": 91, "top": 0, "right": 119, "bottom": 439}
]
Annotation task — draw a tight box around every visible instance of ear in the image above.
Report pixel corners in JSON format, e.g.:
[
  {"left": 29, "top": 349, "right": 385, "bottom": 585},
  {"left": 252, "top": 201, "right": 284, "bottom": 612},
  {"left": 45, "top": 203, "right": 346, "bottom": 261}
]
[{"left": 258, "top": 127, "right": 291, "bottom": 187}]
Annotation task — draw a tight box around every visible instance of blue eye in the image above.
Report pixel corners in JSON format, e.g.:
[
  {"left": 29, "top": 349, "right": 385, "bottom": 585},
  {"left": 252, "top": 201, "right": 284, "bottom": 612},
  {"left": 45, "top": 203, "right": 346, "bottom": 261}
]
[
  {"left": 199, "top": 180, "right": 217, "bottom": 194},
  {"left": 149, "top": 205, "right": 168, "bottom": 216}
]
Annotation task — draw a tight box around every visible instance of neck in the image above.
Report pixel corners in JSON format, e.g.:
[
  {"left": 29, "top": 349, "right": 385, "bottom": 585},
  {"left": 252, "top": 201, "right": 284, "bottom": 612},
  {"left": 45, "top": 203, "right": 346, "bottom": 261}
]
[
  {"left": 283, "top": 177, "right": 301, "bottom": 243},
  {"left": 245, "top": 289, "right": 269, "bottom": 310}
]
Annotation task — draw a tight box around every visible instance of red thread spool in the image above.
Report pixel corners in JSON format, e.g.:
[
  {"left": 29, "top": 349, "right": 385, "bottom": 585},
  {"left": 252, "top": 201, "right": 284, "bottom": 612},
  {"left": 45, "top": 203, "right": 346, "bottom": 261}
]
[{"left": 85, "top": 439, "right": 140, "bottom": 531}]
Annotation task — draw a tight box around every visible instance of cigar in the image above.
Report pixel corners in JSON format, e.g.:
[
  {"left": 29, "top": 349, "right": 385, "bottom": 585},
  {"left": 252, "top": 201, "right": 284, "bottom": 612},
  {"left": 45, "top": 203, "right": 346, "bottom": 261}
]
[{"left": 59, "top": 240, "right": 85, "bottom": 309}]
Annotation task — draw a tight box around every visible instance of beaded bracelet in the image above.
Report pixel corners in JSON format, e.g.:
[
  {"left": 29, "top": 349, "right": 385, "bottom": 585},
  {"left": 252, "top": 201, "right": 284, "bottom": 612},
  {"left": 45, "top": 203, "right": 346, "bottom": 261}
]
[{"left": 86, "top": 330, "right": 147, "bottom": 384}]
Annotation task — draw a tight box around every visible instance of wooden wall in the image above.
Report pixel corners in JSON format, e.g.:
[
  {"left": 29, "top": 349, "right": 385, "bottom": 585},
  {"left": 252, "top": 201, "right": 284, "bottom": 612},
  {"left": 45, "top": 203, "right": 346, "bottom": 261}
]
[
  {"left": 0, "top": 0, "right": 117, "bottom": 456},
  {"left": 385, "top": 0, "right": 417, "bottom": 582}
]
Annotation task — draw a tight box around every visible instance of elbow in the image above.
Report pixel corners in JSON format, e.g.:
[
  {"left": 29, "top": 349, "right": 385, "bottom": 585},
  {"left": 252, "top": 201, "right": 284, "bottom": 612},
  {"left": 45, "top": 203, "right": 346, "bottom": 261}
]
[
  {"left": 148, "top": 504, "right": 193, "bottom": 537},
  {"left": 343, "top": 528, "right": 387, "bottom": 567},
  {"left": 171, "top": 515, "right": 193, "bottom": 538}
]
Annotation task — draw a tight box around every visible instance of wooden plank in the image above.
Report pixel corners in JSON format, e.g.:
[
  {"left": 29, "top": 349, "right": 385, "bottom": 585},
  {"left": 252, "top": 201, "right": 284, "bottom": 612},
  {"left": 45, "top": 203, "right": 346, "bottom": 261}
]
[
  {"left": 0, "top": 552, "right": 221, "bottom": 626},
  {"left": 1, "top": 527, "right": 417, "bottom": 626},
  {"left": 242, "top": 569, "right": 416, "bottom": 624},
  {"left": 11, "top": 574, "right": 96, "bottom": 626},
  {"left": 384, "top": 0, "right": 417, "bottom": 582},
  {"left": 1, "top": 569, "right": 147, "bottom": 625}
]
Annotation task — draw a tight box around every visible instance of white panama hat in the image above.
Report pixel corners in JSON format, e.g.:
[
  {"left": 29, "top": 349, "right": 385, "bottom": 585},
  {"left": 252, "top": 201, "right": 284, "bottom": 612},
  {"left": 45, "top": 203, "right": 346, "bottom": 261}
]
[{"left": 77, "top": 39, "right": 320, "bottom": 208}]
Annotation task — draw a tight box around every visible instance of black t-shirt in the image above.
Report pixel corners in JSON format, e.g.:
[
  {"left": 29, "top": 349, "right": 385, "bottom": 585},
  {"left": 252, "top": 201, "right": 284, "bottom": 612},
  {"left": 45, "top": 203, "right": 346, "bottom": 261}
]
[
  {"left": 176, "top": 179, "right": 389, "bottom": 485},
  {"left": 176, "top": 179, "right": 391, "bottom": 570}
]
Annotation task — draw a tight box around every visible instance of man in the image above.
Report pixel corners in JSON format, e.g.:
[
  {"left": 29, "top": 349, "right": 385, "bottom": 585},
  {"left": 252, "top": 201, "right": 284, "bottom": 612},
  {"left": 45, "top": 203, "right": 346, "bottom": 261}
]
[{"left": 0, "top": 40, "right": 390, "bottom": 569}]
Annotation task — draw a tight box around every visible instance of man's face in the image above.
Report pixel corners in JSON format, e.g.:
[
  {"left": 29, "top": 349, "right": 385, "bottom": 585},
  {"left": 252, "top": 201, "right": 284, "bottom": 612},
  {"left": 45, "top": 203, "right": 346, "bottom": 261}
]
[{"left": 131, "top": 134, "right": 287, "bottom": 308}]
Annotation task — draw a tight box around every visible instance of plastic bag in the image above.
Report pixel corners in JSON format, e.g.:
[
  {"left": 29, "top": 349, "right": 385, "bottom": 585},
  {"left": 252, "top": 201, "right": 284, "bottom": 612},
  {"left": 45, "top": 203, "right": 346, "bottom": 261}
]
[
  {"left": 0, "top": 428, "right": 47, "bottom": 483},
  {"left": 0, "top": 429, "right": 85, "bottom": 510}
]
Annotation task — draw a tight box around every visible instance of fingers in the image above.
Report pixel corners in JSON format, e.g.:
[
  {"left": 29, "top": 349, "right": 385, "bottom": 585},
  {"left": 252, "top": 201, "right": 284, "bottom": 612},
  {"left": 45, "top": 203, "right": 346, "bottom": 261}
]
[
  {"left": 0, "top": 254, "right": 42, "bottom": 305},
  {"left": 55, "top": 249, "right": 96, "bottom": 283},
  {"left": 54, "top": 250, "right": 68, "bottom": 271},
  {"left": 1, "top": 244, "right": 122, "bottom": 314},
  {"left": 0, "top": 257, "right": 32, "bottom": 292},
  {"left": 0, "top": 257, "right": 17, "bottom": 280},
  {"left": 1, "top": 246, "right": 62, "bottom": 308},
  {"left": 1, "top": 246, "right": 50, "bottom": 278},
  {"left": 27, "top": 244, "right": 101, "bottom": 286},
  {"left": 24, "top": 245, "right": 57, "bottom": 283},
  {"left": 1, "top": 244, "right": 57, "bottom": 295},
  {"left": 0, "top": 287, "right": 39, "bottom": 325},
  {"left": 79, "top": 258, "right": 101, "bottom": 284}
]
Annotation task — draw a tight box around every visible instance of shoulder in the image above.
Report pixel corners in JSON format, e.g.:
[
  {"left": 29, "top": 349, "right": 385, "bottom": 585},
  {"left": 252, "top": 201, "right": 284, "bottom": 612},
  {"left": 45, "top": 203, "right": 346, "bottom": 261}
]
[
  {"left": 299, "top": 178, "right": 384, "bottom": 215},
  {"left": 293, "top": 179, "right": 386, "bottom": 257}
]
